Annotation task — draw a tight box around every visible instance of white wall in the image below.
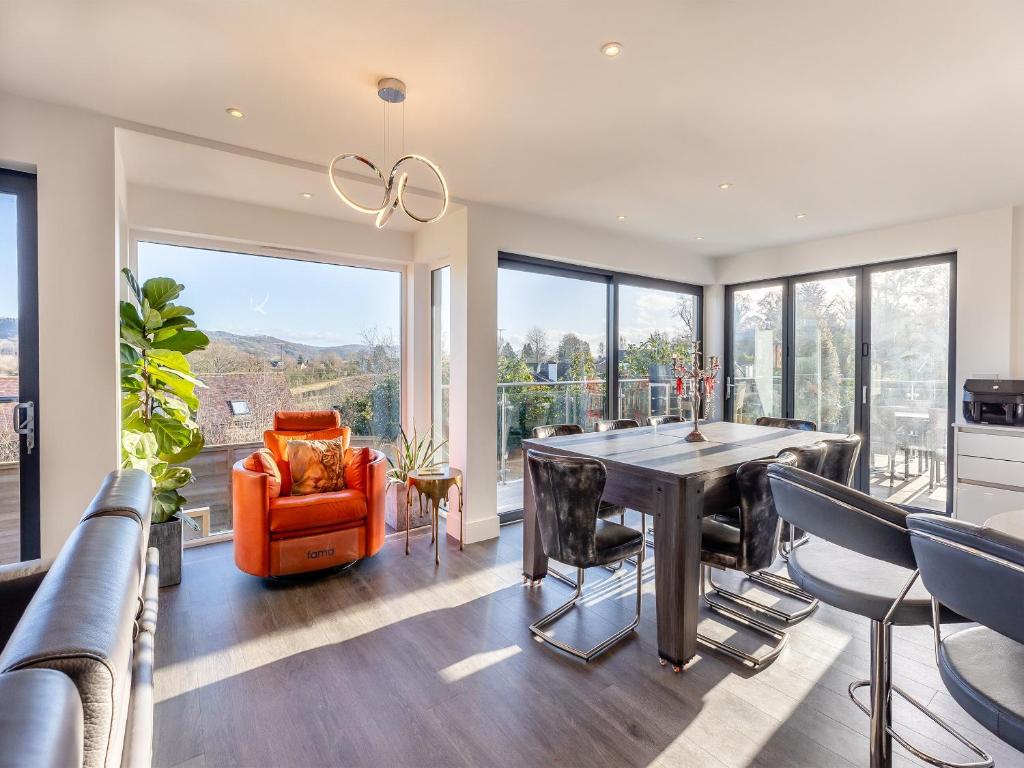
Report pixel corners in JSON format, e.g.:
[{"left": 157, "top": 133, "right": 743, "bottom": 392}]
[
  {"left": 712, "top": 207, "right": 1020, "bottom": 402},
  {"left": 0, "top": 92, "right": 120, "bottom": 557}
]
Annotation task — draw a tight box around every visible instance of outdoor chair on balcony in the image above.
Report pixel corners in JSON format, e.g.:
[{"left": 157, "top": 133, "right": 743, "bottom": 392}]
[{"left": 232, "top": 410, "right": 387, "bottom": 577}]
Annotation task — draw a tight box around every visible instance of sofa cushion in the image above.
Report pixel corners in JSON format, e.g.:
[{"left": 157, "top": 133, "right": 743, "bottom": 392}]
[
  {"left": 287, "top": 437, "right": 347, "bottom": 496},
  {"left": 243, "top": 449, "right": 282, "bottom": 498},
  {"left": 268, "top": 489, "right": 368, "bottom": 533},
  {"left": 0, "top": 515, "right": 142, "bottom": 768},
  {"left": 264, "top": 426, "right": 350, "bottom": 495}
]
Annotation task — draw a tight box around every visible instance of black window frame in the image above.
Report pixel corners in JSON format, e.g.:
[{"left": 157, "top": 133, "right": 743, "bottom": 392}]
[{"left": 724, "top": 252, "right": 956, "bottom": 514}]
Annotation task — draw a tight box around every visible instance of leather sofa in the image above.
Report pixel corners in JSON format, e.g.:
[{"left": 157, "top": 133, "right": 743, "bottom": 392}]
[
  {"left": 0, "top": 469, "right": 157, "bottom": 768},
  {"left": 232, "top": 410, "right": 387, "bottom": 577}
]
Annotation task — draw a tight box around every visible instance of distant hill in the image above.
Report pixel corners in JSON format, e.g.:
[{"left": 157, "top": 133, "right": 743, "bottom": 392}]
[
  {"left": 205, "top": 330, "right": 388, "bottom": 363},
  {"left": 0, "top": 318, "right": 16, "bottom": 339}
]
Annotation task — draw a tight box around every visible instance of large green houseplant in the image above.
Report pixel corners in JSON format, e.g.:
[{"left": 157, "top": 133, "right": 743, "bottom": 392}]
[
  {"left": 119, "top": 268, "right": 209, "bottom": 584},
  {"left": 384, "top": 428, "right": 446, "bottom": 531}
]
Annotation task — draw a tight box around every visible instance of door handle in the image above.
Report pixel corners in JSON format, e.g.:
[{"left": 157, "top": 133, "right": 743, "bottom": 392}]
[
  {"left": 862, "top": 386, "right": 868, "bottom": 406},
  {"left": 726, "top": 376, "right": 735, "bottom": 400},
  {"left": 12, "top": 401, "right": 34, "bottom": 455}
]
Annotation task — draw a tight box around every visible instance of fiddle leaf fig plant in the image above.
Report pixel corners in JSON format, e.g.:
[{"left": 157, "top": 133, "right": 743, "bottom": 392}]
[{"left": 119, "top": 267, "right": 209, "bottom": 529}]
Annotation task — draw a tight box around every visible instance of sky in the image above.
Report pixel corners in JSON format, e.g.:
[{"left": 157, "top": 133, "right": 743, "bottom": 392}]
[
  {"left": 0, "top": 194, "right": 17, "bottom": 319},
  {"left": 137, "top": 242, "right": 402, "bottom": 347},
  {"left": 497, "top": 267, "right": 695, "bottom": 355}
]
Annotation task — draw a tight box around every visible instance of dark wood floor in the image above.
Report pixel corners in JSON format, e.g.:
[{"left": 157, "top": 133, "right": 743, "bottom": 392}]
[{"left": 154, "top": 519, "right": 1024, "bottom": 768}]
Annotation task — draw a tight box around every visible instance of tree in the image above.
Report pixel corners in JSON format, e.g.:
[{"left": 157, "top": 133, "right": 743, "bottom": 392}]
[
  {"left": 556, "top": 333, "right": 592, "bottom": 367},
  {"left": 524, "top": 326, "right": 549, "bottom": 370}
]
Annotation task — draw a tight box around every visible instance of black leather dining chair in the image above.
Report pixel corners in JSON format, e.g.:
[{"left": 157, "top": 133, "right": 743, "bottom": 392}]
[
  {"left": 908, "top": 513, "right": 1024, "bottom": 754},
  {"left": 531, "top": 424, "right": 627, "bottom": 588},
  {"left": 526, "top": 450, "right": 645, "bottom": 662},
  {"left": 698, "top": 454, "right": 796, "bottom": 667},
  {"left": 647, "top": 414, "right": 683, "bottom": 426},
  {"left": 767, "top": 465, "right": 992, "bottom": 768},
  {"left": 754, "top": 416, "right": 817, "bottom": 431},
  {"left": 594, "top": 418, "right": 640, "bottom": 432}
]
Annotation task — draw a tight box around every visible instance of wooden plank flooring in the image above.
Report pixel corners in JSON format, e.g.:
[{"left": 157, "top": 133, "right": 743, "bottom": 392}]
[{"left": 154, "top": 518, "right": 1024, "bottom": 768}]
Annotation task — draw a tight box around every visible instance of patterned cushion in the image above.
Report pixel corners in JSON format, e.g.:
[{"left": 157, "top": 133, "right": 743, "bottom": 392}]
[
  {"left": 264, "top": 426, "right": 349, "bottom": 495},
  {"left": 242, "top": 448, "right": 282, "bottom": 498},
  {"left": 287, "top": 437, "right": 347, "bottom": 496}
]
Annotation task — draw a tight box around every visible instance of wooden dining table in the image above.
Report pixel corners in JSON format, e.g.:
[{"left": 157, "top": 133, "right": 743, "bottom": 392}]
[{"left": 521, "top": 420, "right": 842, "bottom": 670}]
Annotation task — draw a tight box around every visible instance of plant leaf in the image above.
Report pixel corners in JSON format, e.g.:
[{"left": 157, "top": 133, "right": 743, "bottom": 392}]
[
  {"left": 152, "top": 329, "right": 209, "bottom": 355},
  {"left": 122, "top": 267, "right": 144, "bottom": 305},
  {"left": 142, "top": 277, "right": 183, "bottom": 310},
  {"left": 150, "top": 412, "right": 193, "bottom": 454},
  {"left": 120, "top": 301, "right": 144, "bottom": 331}
]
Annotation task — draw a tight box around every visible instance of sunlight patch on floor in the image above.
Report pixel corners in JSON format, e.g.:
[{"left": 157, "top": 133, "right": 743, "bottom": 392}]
[{"left": 438, "top": 645, "right": 522, "bottom": 683}]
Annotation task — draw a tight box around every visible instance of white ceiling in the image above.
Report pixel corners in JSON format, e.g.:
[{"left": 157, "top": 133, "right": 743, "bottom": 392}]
[{"left": 4, "top": 1, "right": 1024, "bottom": 254}]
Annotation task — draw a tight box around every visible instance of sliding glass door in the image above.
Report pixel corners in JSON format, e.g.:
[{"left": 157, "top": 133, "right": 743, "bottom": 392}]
[
  {"left": 727, "top": 284, "right": 784, "bottom": 424},
  {"left": 726, "top": 254, "right": 954, "bottom": 512}
]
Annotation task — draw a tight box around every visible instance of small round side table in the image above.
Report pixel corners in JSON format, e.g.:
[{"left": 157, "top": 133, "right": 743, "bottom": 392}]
[{"left": 406, "top": 467, "right": 464, "bottom": 564}]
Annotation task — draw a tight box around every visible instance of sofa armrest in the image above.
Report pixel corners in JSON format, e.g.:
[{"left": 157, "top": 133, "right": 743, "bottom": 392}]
[
  {"left": 0, "top": 559, "right": 53, "bottom": 651},
  {"left": 232, "top": 459, "right": 271, "bottom": 576},
  {"left": 365, "top": 450, "right": 388, "bottom": 556},
  {"left": 0, "top": 668, "right": 84, "bottom": 768}
]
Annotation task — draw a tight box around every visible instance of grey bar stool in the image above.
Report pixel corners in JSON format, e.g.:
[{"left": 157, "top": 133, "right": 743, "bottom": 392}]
[
  {"left": 525, "top": 450, "right": 645, "bottom": 662},
  {"left": 698, "top": 454, "right": 796, "bottom": 667},
  {"left": 909, "top": 513, "right": 1024, "bottom": 755},
  {"left": 767, "top": 465, "right": 992, "bottom": 768},
  {"left": 594, "top": 418, "right": 640, "bottom": 432},
  {"left": 531, "top": 424, "right": 627, "bottom": 589}
]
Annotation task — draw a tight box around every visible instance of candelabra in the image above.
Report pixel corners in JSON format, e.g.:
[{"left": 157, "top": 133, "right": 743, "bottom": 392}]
[{"left": 671, "top": 341, "right": 721, "bottom": 443}]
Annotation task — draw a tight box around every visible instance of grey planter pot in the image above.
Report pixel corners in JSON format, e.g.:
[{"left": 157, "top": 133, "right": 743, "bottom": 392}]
[{"left": 150, "top": 518, "right": 182, "bottom": 587}]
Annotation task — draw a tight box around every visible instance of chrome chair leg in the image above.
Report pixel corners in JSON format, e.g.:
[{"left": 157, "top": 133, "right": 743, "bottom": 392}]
[
  {"left": 848, "top": 619, "right": 993, "bottom": 768},
  {"left": 529, "top": 547, "right": 644, "bottom": 663},
  {"left": 696, "top": 565, "right": 788, "bottom": 668},
  {"left": 710, "top": 568, "right": 818, "bottom": 623}
]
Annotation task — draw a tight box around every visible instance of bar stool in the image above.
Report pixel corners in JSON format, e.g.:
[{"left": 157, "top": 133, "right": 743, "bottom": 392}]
[
  {"left": 909, "top": 513, "right": 1024, "bottom": 755},
  {"left": 525, "top": 450, "right": 645, "bottom": 662},
  {"left": 767, "top": 464, "right": 992, "bottom": 768},
  {"left": 698, "top": 454, "right": 796, "bottom": 667},
  {"left": 531, "top": 424, "right": 626, "bottom": 589}
]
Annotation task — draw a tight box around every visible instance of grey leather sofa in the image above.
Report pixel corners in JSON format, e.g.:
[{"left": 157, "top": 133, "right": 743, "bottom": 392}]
[{"left": 0, "top": 470, "right": 158, "bottom": 768}]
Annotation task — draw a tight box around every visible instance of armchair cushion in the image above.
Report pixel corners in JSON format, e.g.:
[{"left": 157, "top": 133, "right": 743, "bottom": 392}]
[
  {"left": 242, "top": 449, "right": 282, "bottom": 498},
  {"left": 268, "top": 490, "right": 367, "bottom": 534},
  {"left": 286, "top": 437, "right": 347, "bottom": 495},
  {"left": 344, "top": 447, "right": 371, "bottom": 493},
  {"left": 264, "top": 426, "right": 350, "bottom": 495}
]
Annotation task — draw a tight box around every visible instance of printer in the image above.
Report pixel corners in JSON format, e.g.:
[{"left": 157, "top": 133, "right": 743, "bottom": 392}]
[{"left": 962, "top": 379, "right": 1024, "bottom": 426}]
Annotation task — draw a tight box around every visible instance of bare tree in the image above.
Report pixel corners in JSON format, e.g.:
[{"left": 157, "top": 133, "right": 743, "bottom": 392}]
[{"left": 524, "top": 326, "right": 549, "bottom": 371}]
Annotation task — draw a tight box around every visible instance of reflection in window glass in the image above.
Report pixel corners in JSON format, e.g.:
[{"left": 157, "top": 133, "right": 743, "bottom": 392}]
[
  {"left": 729, "top": 285, "right": 784, "bottom": 424},
  {"left": 617, "top": 284, "right": 699, "bottom": 421},
  {"left": 138, "top": 242, "right": 403, "bottom": 539}
]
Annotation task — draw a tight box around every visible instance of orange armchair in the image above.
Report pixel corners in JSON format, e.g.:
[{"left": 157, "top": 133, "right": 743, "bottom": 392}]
[{"left": 232, "top": 410, "right": 387, "bottom": 577}]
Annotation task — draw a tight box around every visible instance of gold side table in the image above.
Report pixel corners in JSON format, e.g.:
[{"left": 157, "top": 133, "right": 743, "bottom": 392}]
[{"left": 406, "top": 468, "right": 464, "bottom": 564}]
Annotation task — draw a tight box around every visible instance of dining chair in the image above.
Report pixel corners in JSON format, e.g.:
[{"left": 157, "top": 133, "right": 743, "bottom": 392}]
[
  {"left": 525, "top": 450, "right": 645, "bottom": 662},
  {"left": 754, "top": 416, "right": 818, "bottom": 431},
  {"left": 646, "top": 414, "right": 683, "bottom": 426},
  {"left": 768, "top": 465, "right": 992, "bottom": 768},
  {"left": 594, "top": 418, "right": 640, "bottom": 432}
]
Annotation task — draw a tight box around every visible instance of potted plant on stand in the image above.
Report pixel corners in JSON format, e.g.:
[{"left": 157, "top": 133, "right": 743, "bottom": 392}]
[
  {"left": 385, "top": 428, "right": 446, "bottom": 532},
  {"left": 119, "top": 268, "right": 209, "bottom": 586}
]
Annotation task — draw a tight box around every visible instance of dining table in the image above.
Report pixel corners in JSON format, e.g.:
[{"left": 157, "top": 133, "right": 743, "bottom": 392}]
[{"left": 521, "top": 419, "right": 842, "bottom": 671}]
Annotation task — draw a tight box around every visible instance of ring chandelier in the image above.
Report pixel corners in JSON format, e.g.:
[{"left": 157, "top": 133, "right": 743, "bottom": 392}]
[{"left": 328, "top": 78, "right": 449, "bottom": 229}]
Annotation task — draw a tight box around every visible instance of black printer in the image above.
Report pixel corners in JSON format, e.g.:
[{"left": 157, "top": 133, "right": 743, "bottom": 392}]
[{"left": 963, "top": 379, "right": 1024, "bottom": 426}]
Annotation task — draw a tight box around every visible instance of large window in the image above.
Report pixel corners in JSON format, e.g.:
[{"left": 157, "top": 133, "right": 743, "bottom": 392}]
[
  {"left": 137, "top": 241, "right": 403, "bottom": 540},
  {"left": 497, "top": 254, "right": 701, "bottom": 516},
  {"left": 725, "top": 254, "right": 954, "bottom": 513}
]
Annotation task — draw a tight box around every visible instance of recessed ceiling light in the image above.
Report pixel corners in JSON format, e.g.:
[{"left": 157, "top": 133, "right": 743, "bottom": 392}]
[
  {"left": 600, "top": 42, "right": 623, "bottom": 57},
  {"left": 617, "top": 215, "right": 627, "bottom": 221},
  {"left": 301, "top": 192, "right": 314, "bottom": 199},
  {"left": 795, "top": 212, "right": 807, "bottom": 219},
  {"left": 226, "top": 107, "right": 245, "bottom": 119},
  {"left": 695, "top": 235, "right": 705, "bottom": 241},
  {"left": 718, "top": 182, "right": 732, "bottom": 190}
]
